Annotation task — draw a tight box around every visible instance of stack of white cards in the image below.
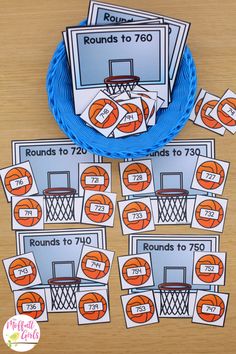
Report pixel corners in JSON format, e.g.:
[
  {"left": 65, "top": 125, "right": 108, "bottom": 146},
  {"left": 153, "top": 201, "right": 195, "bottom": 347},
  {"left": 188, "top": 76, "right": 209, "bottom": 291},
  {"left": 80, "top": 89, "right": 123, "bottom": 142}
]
[{"left": 62, "top": 1, "right": 191, "bottom": 138}]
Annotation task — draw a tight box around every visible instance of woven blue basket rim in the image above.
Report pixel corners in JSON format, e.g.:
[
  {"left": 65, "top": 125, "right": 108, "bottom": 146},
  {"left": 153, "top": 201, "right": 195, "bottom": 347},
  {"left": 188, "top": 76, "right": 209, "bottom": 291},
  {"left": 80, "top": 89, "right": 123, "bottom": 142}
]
[{"left": 46, "top": 24, "right": 197, "bottom": 159}]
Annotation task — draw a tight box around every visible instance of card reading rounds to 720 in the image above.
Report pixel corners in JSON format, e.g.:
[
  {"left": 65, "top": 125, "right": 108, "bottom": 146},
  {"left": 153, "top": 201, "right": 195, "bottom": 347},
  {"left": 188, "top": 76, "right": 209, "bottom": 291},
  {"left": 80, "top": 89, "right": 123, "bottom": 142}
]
[{"left": 67, "top": 24, "right": 169, "bottom": 113}]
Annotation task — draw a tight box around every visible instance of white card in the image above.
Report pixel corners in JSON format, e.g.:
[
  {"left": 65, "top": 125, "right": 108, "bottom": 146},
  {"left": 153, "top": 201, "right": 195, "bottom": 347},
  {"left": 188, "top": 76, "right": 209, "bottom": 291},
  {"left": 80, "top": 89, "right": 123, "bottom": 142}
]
[
  {"left": 14, "top": 288, "right": 48, "bottom": 322},
  {"left": 12, "top": 196, "right": 44, "bottom": 230},
  {"left": 192, "top": 291, "right": 229, "bottom": 327},
  {"left": 80, "top": 90, "right": 127, "bottom": 137},
  {"left": 192, "top": 252, "right": 226, "bottom": 286},
  {"left": 118, "top": 197, "right": 155, "bottom": 235},
  {"left": 3, "top": 252, "right": 42, "bottom": 291},
  {"left": 194, "top": 93, "right": 226, "bottom": 135},
  {"left": 0, "top": 161, "right": 38, "bottom": 202},
  {"left": 189, "top": 89, "right": 206, "bottom": 122},
  {"left": 191, "top": 195, "right": 228, "bottom": 233},
  {"left": 77, "top": 245, "right": 114, "bottom": 285},
  {"left": 82, "top": 190, "right": 116, "bottom": 227},
  {"left": 191, "top": 155, "right": 230, "bottom": 195},
  {"left": 119, "top": 160, "right": 155, "bottom": 196},
  {"left": 113, "top": 98, "right": 147, "bottom": 137},
  {"left": 118, "top": 253, "right": 154, "bottom": 290},
  {"left": 121, "top": 290, "right": 159, "bottom": 328},
  {"left": 78, "top": 163, "right": 111, "bottom": 196},
  {"left": 114, "top": 92, "right": 131, "bottom": 101},
  {"left": 76, "top": 289, "right": 110, "bottom": 324},
  {"left": 210, "top": 89, "right": 236, "bottom": 134},
  {"left": 129, "top": 92, "right": 156, "bottom": 124}
]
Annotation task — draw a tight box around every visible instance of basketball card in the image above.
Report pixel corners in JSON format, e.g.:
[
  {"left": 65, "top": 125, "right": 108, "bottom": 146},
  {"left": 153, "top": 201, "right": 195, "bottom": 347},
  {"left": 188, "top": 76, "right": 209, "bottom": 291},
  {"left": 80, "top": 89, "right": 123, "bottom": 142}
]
[
  {"left": 121, "top": 290, "right": 159, "bottom": 328},
  {"left": 118, "top": 197, "right": 155, "bottom": 235},
  {"left": 14, "top": 288, "right": 48, "bottom": 322},
  {"left": 119, "top": 159, "right": 155, "bottom": 196},
  {"left": 191, "top": 155, "right": 230, "bottom": 195},
  {"left": 191, "top": 195, "right": 228, "bottom": 233},
  {"left": 194, "top": 93, "right": 226, "bottom": 135},
  {"left": 3, "top": 252, "right": 42, "bottom": 291},
  {"left": 189, "top": 89, "right": 206, "bottom": 122},
  {"left": 192, "top": 290, "right": 229, "bottom": 327},
  {"left": 210, "top": 89, "right": 236, "bottom": 134},
  {"left": 11, "top": 196, "right": 44, "bottom": 230},
  {"left": 0, "top": 161, "right": 38, "bottom": 202},
  {"left": 118, "top": 253, "right": 154, "bottom": 290},
  {"left": 82, "top": 190, "right": 116, "bottom": 227},
  {"left": 76, "top": 289, "right": 110, "bottom": 325},
  {"left": 192, "top": 252, "right": 226, "bottom": 286},
  {"left": 79, "top": 162, "right": 112, "bottom": 196},
  {"left": 77, "top": 245, "right": 114, "bottom": 284}
]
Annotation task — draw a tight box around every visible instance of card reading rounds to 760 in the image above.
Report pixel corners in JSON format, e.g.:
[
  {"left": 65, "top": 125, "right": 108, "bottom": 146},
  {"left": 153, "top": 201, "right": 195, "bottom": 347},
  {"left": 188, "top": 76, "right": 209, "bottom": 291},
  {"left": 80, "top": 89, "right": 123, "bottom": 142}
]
[{"left": 67, "top": 25, "right": 169, "bottom": 113}]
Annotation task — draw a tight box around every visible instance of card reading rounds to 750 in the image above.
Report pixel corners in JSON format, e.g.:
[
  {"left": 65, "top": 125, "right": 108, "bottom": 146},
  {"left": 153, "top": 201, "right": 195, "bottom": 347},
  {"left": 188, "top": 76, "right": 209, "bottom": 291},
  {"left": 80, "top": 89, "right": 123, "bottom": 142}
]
[{"left": 67, "top": 25, "right": 169, "bottom": 113}]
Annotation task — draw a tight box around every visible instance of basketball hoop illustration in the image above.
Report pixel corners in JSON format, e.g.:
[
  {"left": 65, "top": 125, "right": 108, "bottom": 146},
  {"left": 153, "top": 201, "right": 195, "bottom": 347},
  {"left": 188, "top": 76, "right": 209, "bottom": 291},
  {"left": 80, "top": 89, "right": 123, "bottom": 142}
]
[
  {"left": 156, "top": 188, "right": 189, "bottom": 223},
  {"left": 104, "top": 75, "right": 140, "bottom": 95},
  {"left": 48, "top": 277, "right": 81, "bottom": 311},
  {"left": 158, "top": 282, "right": 192, "bottom": 316},
  {"left": 43, "top": 187, "right": 76, "bottom": 222}
]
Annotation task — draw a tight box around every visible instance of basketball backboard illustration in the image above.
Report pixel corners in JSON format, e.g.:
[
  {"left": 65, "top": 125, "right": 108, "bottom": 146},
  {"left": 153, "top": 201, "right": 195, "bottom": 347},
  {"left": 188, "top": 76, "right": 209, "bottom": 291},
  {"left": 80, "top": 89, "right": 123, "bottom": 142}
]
[
  {"left": 126, "top": 139, "right": 215, "bottom": 225},
  {"left": 67, "top": 24, "right": 169, "bottom": 113},
  {"left": 129, "top": 234, "right": 219, "bottom": 317},
  {"left": 16, "top": 228, "right": 107, "bottom": 312}
]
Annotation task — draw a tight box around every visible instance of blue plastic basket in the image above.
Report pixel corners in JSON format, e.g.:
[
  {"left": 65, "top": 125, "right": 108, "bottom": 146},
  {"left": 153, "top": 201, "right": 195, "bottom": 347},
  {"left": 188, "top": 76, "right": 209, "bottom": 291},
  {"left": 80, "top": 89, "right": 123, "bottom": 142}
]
[{"left": 46, "top": 21, "right": 197, "bottom": 159}]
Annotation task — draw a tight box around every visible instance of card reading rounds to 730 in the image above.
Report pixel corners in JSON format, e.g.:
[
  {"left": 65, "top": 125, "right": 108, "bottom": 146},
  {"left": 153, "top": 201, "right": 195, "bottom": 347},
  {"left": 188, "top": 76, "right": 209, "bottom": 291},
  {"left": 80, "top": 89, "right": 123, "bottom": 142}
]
[{"left": 67, "top": 24, "right": 169, "bottom": 113}]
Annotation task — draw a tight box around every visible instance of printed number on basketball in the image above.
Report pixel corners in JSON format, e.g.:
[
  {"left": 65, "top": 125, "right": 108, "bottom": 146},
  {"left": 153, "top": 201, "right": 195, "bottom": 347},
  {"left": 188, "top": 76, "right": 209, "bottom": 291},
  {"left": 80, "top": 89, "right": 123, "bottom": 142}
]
[
  {"left": 18, "top": 209, "right": 38, "bottom": 218},
  {"left": 128, "top": 173, "right": 148, "bottom": 183},
  {"left": 84, "top": 302, "right": 103, "bottom": 312},
  {"left": 222, "top": 103, "right": 236, "bottom": 118},
  {"left": 131, "top": 304, "right": 151, "bottom": 315},
  {"left": 85, "top": 176, "right": 105, "bottom": 185},
  {"left": 13, "top": 265, "right": 33, "bottom": 278},
  {"left": 96, "top": 104, "right": 114, "bottom": 123},
  {"left": 10, "top": 176, "right": 29, "bottom": 189},
  {"left": 128, "top": 211, "right": 147, "bottom": 222},
  {"left": 120, "top": 113, "right": 139, "bottom": 124},
  {"left": 22, "top": 302, "right": 41, "bottom": 312},
  {"left": 85, "top": 259, "right": 105, "bottom": 271},
  {"left": 201, "top": 304, "right": 221, "bottom": 315},
  {"left": 200, "top": 264, "right": 219, "bottom": 274},
  {"left": 127, "top": 267, "right": 146, "bottom": 277},
  {"left": 90, "top": 203, "right": 109, "bottom": 214},
  {"left": 201, "top": 171, "right": 221, "bottom": 183},
  {"left": 199, "top": 209, "right": 219, "bottom": 220}
]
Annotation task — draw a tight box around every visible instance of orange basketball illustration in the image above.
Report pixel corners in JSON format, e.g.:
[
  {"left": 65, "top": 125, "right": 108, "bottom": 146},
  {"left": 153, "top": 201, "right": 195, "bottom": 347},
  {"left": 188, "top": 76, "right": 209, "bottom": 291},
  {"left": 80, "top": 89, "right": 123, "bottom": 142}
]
[
  {"left": 195, "top": 199, "right": 224, "bottom": 228},
  {"left": 4, "top": 167, "right": 33, "bottom": 196},
  {"left": 122, "top": 202, "right": 151, "bottom": 231},
  {"left": 196, "top": 294, "right": 225, "bottom": 322},
  {"left": 79, "top": 292, "right": 107, "bottom": 320},
  {"left": 85, "top": 194, "right": 113, "bottom": 223},
  {"left": 122, "top": 163, "right": 152, "bottom": 192},
  {"left": 17, "top": 292, "right": 45, "bottom": 319},
  {"left": 126, "top": 295, "right": 154, "bottom": 323},
  {"left": 88, "top": 99, "right": 119, "bottom": 128},
  {"left": 196, "top": 161, "right": 225, "bottom": 190},
  {"left": 117, "top": 103, "right": 143, "bottom": 133},
  {"left": 217, "top": 97, "right": 236, "bottom": 126},
  {"left": 122, "top": 257, "right": 151, "bottom": 286},
  {"left": 8, "top": 257, "right": 37, "bottom": 286},
  {"left": 195, "top": 255, "right": 224, "bottom": 283},
  {"left": 80, "top": 166, "right": 109, "bottom": 192},
  {"left": 81, "top": 251, "right": 110, "bottom": 279},
  {"left": 195, "top": 97, "right": 203, "bottom": 116},
  {"left": 200, "top": 100, "right": 222, "bottom": 129},
  {"left": 139, "top": 98, "right": 149, "bottom": 120},
  {"left": 14, "top": 198, "right": 42, "bottom": 227}
]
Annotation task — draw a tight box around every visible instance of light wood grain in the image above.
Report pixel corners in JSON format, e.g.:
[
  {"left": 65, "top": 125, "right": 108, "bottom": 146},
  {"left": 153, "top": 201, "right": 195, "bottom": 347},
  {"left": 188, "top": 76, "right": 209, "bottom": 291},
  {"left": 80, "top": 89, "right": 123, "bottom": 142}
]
[{"left": 0, "top": 1, "right": 236, "bottom": 353}]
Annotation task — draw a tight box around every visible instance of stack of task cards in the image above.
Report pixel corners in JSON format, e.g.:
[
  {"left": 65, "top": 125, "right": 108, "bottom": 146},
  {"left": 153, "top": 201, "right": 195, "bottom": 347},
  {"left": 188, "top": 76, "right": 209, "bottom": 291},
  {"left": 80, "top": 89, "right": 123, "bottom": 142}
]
[{"left": 63, "top": 1, "right": 191, "bottom": 138}]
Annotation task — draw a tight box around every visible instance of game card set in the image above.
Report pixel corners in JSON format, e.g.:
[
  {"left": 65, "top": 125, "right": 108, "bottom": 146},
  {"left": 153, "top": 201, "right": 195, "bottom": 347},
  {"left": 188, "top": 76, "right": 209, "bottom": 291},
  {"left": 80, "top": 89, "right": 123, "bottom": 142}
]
[{"left": 62, "top": 1, "right": 190, "bottom": 138}]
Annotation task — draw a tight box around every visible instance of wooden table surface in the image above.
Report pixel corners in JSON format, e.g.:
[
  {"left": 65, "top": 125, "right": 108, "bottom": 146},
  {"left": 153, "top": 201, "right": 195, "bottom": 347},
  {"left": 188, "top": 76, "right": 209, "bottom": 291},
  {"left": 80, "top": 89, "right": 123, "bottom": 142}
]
[{"left": 0, "top": 1, "right": 235, "bottom": 353}]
